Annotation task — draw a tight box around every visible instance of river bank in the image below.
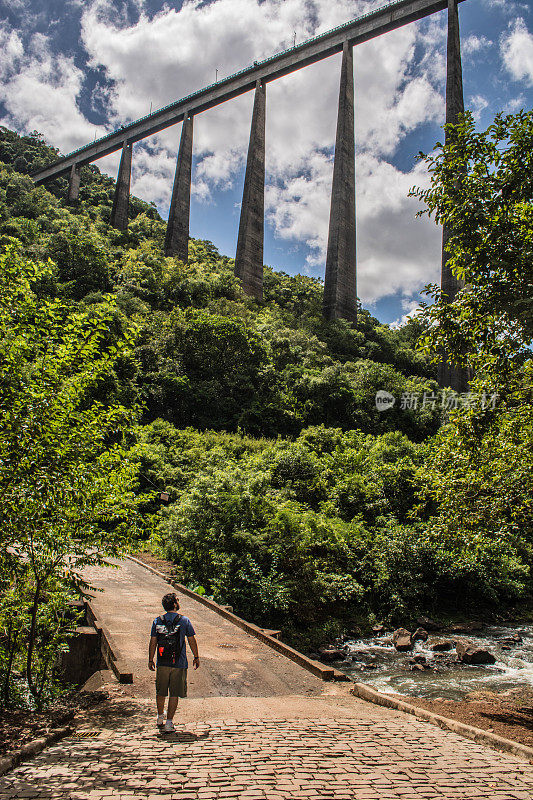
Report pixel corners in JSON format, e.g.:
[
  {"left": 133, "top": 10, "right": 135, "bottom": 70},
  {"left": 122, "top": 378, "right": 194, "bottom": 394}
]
[{"left": 390, "top": 687, "right": 533, "bottom": 749}]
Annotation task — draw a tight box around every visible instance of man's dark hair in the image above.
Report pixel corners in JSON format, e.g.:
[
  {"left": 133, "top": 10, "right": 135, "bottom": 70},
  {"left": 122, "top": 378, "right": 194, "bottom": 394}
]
[{"left": 162, "top": 592, "right": 179, "bottom": 611}]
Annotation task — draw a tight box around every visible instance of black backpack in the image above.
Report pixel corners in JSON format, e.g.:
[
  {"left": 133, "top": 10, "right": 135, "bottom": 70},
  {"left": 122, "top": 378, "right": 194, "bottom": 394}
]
[{"left": 155, "top": 615, "right": 185, "bottom": 666}]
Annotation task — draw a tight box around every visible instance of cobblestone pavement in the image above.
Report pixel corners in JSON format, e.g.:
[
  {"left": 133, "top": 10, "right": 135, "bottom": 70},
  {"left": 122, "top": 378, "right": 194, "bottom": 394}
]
[{"left": 1, "top": 714, "right": 533, "bottom": 800}]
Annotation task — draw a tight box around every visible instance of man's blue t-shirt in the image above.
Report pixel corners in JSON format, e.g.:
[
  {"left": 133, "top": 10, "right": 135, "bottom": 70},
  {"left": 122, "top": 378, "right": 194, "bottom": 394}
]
[{"left": 150, "top": 612, "right": 195, "bottom": 668}]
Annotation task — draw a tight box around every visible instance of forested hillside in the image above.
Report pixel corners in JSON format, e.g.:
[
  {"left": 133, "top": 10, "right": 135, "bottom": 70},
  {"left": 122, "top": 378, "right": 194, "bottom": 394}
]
[{"left": 1, "top": 122, "right": 531, "bottom": 657}]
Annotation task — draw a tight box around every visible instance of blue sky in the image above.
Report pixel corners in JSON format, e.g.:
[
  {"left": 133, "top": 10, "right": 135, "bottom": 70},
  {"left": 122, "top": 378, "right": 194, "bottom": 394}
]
[{"left": 0, "top": 0, "right": 532, "bottom": 324}]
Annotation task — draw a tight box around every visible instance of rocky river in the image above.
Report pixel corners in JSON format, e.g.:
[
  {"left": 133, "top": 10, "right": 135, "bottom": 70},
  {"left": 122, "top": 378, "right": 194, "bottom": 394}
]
[{"left": 316, "top": 623, "right": 533, "bottom": 700}]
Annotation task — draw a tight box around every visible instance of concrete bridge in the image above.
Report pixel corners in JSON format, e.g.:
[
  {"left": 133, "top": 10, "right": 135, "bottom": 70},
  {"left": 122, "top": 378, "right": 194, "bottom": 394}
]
[{"left": 31, "top": 0, "right": 468, "bottom": 388}]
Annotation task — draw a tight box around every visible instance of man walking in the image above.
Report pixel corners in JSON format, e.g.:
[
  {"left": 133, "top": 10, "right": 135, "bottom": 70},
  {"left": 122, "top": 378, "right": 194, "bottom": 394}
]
[{"left": 149, "top": 592, "right": 200, "bottom": 732}]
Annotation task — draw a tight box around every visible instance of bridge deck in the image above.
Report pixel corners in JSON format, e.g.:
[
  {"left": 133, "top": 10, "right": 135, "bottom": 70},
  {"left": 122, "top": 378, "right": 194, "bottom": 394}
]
[
  {"left": 83, "top": 556, "right": 328, "bottom": 704},
  {"left": 31, "top": 0, "right": 466, "bottom": 184}
]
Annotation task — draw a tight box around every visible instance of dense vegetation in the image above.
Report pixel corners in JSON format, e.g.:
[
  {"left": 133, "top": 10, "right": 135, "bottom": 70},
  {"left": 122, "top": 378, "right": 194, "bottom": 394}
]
[
  {"left": 0, "top": 113, "right": 532, "bottom": 704},
  {"left": 0, "top": 242, "right": 138, "bottom": 708}
]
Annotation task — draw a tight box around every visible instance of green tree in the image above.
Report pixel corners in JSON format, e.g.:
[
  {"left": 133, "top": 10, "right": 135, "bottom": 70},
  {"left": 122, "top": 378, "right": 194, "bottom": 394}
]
[
  {"left": 413, "top": 396, "right": 533, "bottom": 605},
  {"left": 412, "top": 110, "right": 533, "bottom": 383},
  {"left": 0, "top": 243, "right": 140, "bottom": 708},
  {"left": 410, "top": 110, "right": 533, "bottom": 607},
  {"left": 45, "top": 221, "right": 112, "bottom": 299},
  {"left": 138, "top": 309, "right": 272, "bottom": 430}
]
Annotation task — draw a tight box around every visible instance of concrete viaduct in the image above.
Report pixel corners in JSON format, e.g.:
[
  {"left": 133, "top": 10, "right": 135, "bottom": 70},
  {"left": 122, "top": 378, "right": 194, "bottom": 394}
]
[{"left": 31, "top": 0, "right": 468, "bottom": 390}]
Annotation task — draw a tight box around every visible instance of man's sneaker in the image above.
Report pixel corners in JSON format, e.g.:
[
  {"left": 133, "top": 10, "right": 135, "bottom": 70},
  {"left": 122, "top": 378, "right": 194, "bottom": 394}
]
[
  {"left": 157, "top": 715, "right": 165, "bottom": 728},
  {"left": 163, "top": 719, "right": 175, "bottom": 733}
]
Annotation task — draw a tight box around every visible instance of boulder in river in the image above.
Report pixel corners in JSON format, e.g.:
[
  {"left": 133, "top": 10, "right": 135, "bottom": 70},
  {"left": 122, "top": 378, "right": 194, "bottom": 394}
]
[
  {"left": 337, "top": 659, "right": 353, "bottom": 669},
  {"left": 456, "top": 640, "right": 496, "bottom": 665},
  {"left": 411, "top": 627, "right": 429, "bottom": 643},
  {"left": 372, "top": 624, "right": 385, "bottom": 634},
  {"left": 499, "top": 634, "right": 523, "bottom": 647},
  {"left": 429, "top": 639, "right": 454, "bottom": 652},
  {"left": 449, "top": 621, "right": 484, "bottom": 634},
  {"left": 408, "top": 655, "right": 427, "bottom": 666},
  {"left": 392, "top": 628, "right": 414, "bottom": 651},
  {"left": 318, "top": 647, "right": 345, "bottom": 663},
  {"left": 416, "top": 616, "right": 441, "bottom": 631}
]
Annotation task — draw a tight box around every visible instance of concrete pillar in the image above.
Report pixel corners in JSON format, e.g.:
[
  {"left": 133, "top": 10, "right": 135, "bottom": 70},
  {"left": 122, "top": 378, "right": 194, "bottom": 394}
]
[
  {"left": 165, "top": 114, "right": 194, "bottom": 261},
  {"left": 439, "top": 0, "right": 467, "bottom": 391},
  {"left": 441, "top": 0, "right": 464, "bottom": 305},
  {"left": 67, "top": 164, "right": 81, "bottom": 203},
  {"left": 59, "top": 626, "right": 104, "bottom": 686},
  {"left": 110, "top": 141, "right": 132, "bottom": 231},
  {"left": 323, "top": 42, "right": 357, "bottom": 324},
  {"left": 235, "top": 80, "right": 265, "bottom": 300}
]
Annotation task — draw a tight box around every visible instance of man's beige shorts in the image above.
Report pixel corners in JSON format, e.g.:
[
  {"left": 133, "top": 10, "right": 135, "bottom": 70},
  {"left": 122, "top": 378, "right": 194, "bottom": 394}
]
[{"left": 155, "top": 666, "right": 187, "bottom": 698}]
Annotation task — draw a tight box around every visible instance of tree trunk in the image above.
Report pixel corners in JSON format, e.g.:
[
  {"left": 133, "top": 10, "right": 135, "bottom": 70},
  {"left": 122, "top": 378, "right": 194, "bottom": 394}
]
[
  {"left": 2, "top": 621, "right": 16, "bottom": 708},
  {"left": 26, "top": 578, "right": 41, "bottom": 704}
]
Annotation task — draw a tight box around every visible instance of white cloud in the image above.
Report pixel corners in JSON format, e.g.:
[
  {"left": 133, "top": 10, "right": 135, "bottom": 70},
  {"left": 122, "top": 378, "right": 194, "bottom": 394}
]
[
  {"left": 356, "top": 155, "right": 440, "bottom": 303},
  {"left": 483, "top": 0, "right": 529, "bottom": 14},
  {"left": 0, "top": 0, "right": 26, "bottom": 10},
  {"left": 390, "top": 297, "right": 424, "bottom": 329},
  {"left": 130, "top": 142, "right": 174, "bottom": 207},
  {"left": 0, "top": 27, "right": 24, "bottom": 70},
  {"left": 265, "top": 150, "right": 333, "bottom": 266},
  {"left": 354, "top": 32, "right": 443, "bottom": 157},
  {"left": 462, "top": 34, "right": 493, "bottom": 58},
  {"left": 0, "top": 26, "right": 105, "bottom": 153},
  {"left": 504, "top": 94, "right": 526, "bottom": 113},
  {"left": 501, "top": 18, "right": 533, "bottom": 86},
  {"left": 469, "top": 94, "right": 489, "bottom": 121}
]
